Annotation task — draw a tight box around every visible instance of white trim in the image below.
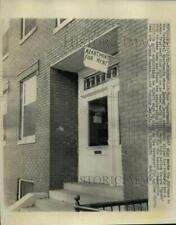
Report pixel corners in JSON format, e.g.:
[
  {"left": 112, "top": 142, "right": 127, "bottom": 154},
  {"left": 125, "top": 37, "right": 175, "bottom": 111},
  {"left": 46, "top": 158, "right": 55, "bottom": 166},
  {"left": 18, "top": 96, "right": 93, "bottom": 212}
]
[
  {"left": 53, "top": 19, "right": 74, "bottom": 34},
  {"left": 81, "top": 78, "right": 119, "bottom": 98},
  {"left": 19, "top": 75, "right": 36, "bottom": 142},
  {"left": 18, "top": 178, "right": 34, "bottom": 200},
  {"left": 18, "top": 135, "right": 36, "bottom": 145},
  {"left": 19, "top": 26, "right": 37, "bottom": 45},
  {"left": 78, "top": 69, "right": 123, "bottom": 184},
  {"left": 80, "top": 88, "right": 109, "bottom": 155},
  {"left": 20, "top": 81, "right": 25, "bottom": 139}
]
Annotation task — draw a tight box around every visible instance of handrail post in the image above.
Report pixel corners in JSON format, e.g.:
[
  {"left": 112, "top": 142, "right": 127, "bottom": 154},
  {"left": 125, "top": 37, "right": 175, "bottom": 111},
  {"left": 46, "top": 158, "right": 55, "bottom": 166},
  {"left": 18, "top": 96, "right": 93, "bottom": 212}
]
[{"left": 74, "top": 195, "right": 81, "bottom": 212}]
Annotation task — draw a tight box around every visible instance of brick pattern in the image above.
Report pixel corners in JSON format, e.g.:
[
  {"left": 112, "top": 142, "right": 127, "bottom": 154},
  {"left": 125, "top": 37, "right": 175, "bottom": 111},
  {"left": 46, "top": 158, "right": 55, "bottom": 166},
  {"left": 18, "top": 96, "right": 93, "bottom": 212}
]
[
  {"left": 3, "top": 19, "right": 148, "bottom": 205},
  {"left": 118, "top": 20, "right": 148, "bottom": 199},
  {"left": 3, "top": 19, "right": 54, "bottom": 205},
  {"left": 50, "top": 68, "right": 78, "bottom": 189}
]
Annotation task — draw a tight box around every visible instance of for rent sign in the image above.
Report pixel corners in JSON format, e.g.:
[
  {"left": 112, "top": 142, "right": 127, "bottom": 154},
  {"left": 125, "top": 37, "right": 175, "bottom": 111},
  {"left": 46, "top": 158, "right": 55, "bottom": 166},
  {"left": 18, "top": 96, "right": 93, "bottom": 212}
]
[{"left": 83, "top": 47, "right": 110, "bottom": 73}]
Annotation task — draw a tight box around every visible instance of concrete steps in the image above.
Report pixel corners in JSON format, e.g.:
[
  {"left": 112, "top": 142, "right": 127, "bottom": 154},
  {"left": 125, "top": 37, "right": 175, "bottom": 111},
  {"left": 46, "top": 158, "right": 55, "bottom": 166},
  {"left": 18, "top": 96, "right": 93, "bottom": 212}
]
[
  {"left": 49, "top": 189, "right": 116, "bottom": 205},
  {"left": 19, "top": 182, "right": 124, "bottom": 211},
  {"left": 20, "top": 206, "right": 42, "bottom": 212},
  {"left": 64, "top": 182, "right": 124, "bottom": 200},
  {"left": 35, "top": 198, "right": 73, "bottom": 211}
]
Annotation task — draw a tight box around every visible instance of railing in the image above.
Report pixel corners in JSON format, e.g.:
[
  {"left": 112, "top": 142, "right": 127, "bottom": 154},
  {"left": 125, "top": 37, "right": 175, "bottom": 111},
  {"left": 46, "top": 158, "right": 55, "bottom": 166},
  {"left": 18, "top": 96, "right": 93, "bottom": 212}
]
[{"left": 74, "top": 195, "right": 148, "bottom": 212}]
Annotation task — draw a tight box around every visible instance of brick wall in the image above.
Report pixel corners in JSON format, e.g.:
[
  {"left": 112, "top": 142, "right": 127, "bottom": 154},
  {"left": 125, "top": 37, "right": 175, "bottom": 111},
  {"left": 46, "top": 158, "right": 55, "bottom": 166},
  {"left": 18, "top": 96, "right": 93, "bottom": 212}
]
[
  {"left": 47, "top": 19, "right": 118, "bottom": 64},
  {"left": 3, "top": 19, "right": 54, "bottom": 205},
  {"left": 50, "top": 68, "right": 78, "bottom": 189},
  {"left": 118, "top": 20, "right": 148, "bottom": 199},
  {"left": 3, "top": 18, "right": 148, "bottom": 205}
]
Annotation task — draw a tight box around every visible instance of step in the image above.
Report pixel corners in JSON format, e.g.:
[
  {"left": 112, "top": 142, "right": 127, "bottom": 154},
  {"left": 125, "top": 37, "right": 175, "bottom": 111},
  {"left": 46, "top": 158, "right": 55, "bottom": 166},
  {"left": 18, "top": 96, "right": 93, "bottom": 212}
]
[
  {"left": 19, "top": 206, "right": 42, "bottom": 212},
  {"left": 35, "top": 198, "right": 74, "bottom": 211},
  {"left": 9, "top": 192, "right": 48, "bottom": 212},
  {"left": 64, "top": 182, "right": 124, "bottom": 200},
  {"left": 49, "top": 189, "right": 118, "bottom": 205}
]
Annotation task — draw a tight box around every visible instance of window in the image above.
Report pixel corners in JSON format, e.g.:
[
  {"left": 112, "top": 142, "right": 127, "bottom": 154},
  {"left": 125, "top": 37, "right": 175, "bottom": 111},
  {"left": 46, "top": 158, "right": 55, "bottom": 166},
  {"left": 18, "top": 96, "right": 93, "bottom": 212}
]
[
  {"left": 84, "top": 64, "right": 119, "bottom": 90},
  {"left": 89, "top": 96, "right": 108, "bottom": 146},
  {"left": 53, "top": 18, "right": 73, "bottom": 33},
  {"left": 20, "top": 18, "right": 36, "bottom": 41},
  {"left": 55, "top": 18, "right": 67, "bottom": 27},
  {"left": 19, "top": 75, "right": 36, "bottom": 142},
  {"left": 17, "top": 178, "right": 34, "bottom": 200},
  {"left": 3, "top": 29, "right": 9, "bottom": 57}
]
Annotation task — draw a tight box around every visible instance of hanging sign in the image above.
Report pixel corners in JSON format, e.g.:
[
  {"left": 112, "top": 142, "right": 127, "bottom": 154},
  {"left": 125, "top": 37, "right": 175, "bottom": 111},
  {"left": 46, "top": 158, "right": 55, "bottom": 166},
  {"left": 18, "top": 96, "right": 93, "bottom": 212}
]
[{"left": 84, "top": 47, "right": 111, "bottom": 73}]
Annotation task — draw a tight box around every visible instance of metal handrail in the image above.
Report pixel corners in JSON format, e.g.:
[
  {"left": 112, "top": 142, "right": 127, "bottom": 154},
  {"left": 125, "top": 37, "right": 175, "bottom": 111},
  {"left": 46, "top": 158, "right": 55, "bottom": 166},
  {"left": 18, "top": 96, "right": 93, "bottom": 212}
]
[{"left": 74, "top": 195, "right": 148, "bottom": 212}]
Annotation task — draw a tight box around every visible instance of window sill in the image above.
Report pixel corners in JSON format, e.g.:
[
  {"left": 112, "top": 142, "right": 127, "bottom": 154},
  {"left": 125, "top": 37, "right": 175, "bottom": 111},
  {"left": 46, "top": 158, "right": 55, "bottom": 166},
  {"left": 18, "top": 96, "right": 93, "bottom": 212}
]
[
  {"left": 2, "top": 53, "right": 9, "bottom": 61},
  {"left": 19, "top": 26, "right": 37, "bottom": 45},
  {"left": 53, "top": 19, "right": 74, "bottom": 34},
  {"left": 18, "top": 135, "right": 36, "bottom": 145}
]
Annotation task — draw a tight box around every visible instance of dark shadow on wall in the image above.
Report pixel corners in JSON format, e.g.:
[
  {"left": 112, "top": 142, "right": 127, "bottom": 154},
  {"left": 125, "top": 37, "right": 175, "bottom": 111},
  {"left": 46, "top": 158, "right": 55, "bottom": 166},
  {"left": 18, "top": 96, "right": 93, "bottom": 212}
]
[{"left": 50, "top": 68, "right": 78, "bottom": 189}]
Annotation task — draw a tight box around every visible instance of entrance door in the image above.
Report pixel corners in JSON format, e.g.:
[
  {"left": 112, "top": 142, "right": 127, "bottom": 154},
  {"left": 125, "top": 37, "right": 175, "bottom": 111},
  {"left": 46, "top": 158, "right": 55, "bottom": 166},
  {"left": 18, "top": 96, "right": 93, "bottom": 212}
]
[{"left": 78, "top": 76, "right": 123, "bottom": 186}]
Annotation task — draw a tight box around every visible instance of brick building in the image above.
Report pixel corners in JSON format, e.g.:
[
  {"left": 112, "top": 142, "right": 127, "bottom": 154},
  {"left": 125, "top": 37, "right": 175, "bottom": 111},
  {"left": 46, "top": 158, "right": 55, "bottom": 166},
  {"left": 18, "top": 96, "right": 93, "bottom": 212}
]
[{"left": 2, "top": 19, "right": 148, "bottom": 209}]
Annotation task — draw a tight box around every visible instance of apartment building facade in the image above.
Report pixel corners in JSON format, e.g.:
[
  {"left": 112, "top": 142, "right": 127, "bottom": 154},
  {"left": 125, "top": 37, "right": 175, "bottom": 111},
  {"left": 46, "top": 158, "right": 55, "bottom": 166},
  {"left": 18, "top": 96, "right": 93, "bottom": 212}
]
[{"left": 2, "top": 18, "right": 148, "bottom": 206}]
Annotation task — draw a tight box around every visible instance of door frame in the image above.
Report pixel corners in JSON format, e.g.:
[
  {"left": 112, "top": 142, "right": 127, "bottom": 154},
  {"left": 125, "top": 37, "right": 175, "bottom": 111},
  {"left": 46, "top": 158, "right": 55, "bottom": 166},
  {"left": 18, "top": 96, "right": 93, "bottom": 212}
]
[{"left": 78, "top": 73, "right": 123, "bottom": 186}]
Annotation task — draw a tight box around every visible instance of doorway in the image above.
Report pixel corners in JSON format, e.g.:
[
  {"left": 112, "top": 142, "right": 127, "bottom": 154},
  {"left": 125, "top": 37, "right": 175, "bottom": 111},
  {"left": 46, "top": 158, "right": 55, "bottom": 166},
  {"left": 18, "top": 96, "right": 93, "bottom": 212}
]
[{"left": 78, "top": 68, "right": 123, "bottom": 186}]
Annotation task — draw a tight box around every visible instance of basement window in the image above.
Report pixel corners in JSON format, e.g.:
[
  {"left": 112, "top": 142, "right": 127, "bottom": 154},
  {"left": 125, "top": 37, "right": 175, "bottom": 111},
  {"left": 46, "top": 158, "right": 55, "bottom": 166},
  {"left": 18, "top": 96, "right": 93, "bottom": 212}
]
[
  {"left": 89, "top": 96, "right": 108, "bottom": 146},
  {"left": 19, "top": 74, "right": 36, "bottom": 144},
  {"left": 17, "top": 178, "right": 34, "bottom": 200}
]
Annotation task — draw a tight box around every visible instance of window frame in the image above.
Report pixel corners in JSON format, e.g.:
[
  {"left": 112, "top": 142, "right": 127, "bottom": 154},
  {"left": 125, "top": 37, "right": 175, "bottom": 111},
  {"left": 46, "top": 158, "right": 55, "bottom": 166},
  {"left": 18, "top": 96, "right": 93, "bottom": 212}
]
[
  {"left": 88, "top": 96, "right": 109, "bottom": 147},
  {"left": 53, "top": 18, "right": 74, "bottom": 34},
  {"left": 79, "top": 68, "right": 121, "bottom": 153},
  {"left": 83, "top": 89, "right": 109, "bottom": 151},
  {"left": 19, "top": 18, "right": 37, "bottom": 45},
  {"left": 18, "top": 74, "right": 37, "bottom": 145},
  {"left": 17, "top": 178, "right": 34, "bottom": 200}
]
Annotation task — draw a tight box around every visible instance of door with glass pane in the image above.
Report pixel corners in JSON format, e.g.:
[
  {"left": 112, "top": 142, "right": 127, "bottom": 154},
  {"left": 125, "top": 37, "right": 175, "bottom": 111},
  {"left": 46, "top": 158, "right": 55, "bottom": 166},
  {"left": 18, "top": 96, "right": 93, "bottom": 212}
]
[{"left": 78, "top": 80, "right": 123, "bottom": 186}]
